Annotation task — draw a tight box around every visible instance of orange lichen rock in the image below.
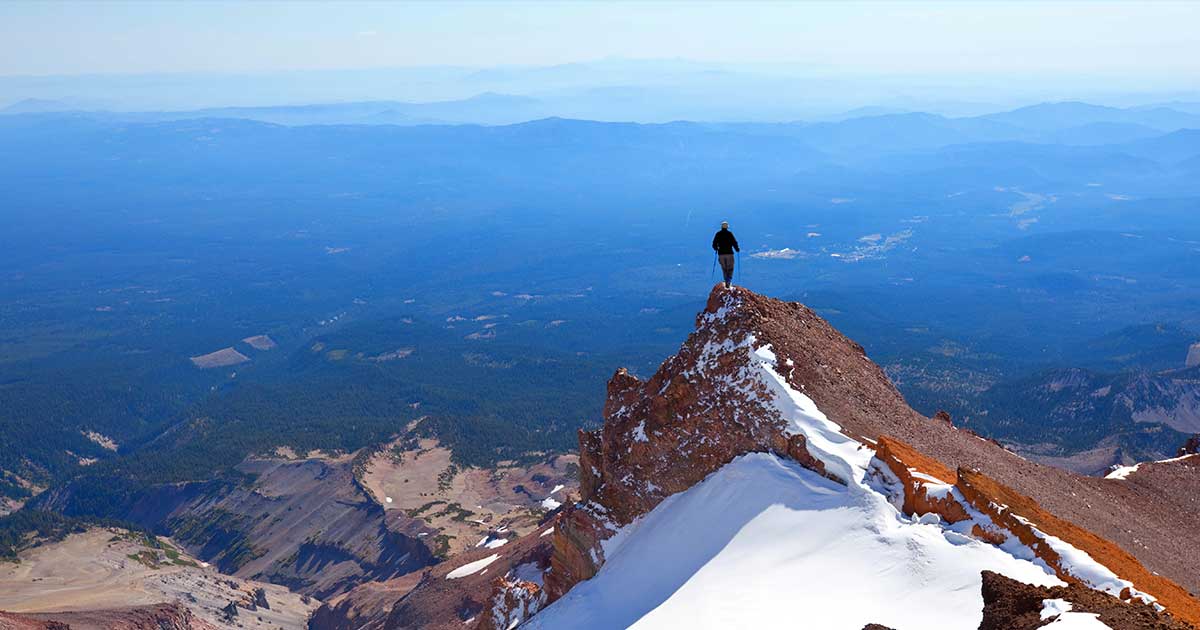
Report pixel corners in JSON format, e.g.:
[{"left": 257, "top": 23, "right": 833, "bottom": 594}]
[
  {"left": 956, "top": 467, "right": 1200, "bottom": 628},
  {"left": 874, "top": 436, "right": 969, "bottom": 523}
]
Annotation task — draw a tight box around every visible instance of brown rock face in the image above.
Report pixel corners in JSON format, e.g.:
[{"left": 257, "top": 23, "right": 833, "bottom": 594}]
[
  {"left": 543, "top": 509, "right": 606, "bottom": 601},
  {"left": 307, "top": 571, "right": 424, "bottom": 630},
  {"left": 309, "top": 522, "right": 555, "bottom": 630},
  {"left": 980, "top": 571, "right": 1195, "bottom": 630}
]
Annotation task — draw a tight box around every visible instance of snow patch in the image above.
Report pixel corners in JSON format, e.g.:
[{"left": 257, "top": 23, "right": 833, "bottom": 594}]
[
  {"left": 446, "top": 554, "right": 500, "bottom": 579},
  {"left": 1040, "top": 598, "right": 1113, "bottom": 629},
  {"left": 1105, "top": 464, "right": 1140, "bottom": 480},
  {"left": 751, "top": 248, "right": 805, "bottom": 260},
  {"left": 1042, "top": 598, "right": 1074, "bottom": 620},
  {"left": 749, "top": 340, "right": 873, "bottom": 485},
  {"left": 1108, "top": 453, "right": 1198, "bottom": 480},
  {"left": 512, "top": 561, "right": 546, "bottom": 586}
]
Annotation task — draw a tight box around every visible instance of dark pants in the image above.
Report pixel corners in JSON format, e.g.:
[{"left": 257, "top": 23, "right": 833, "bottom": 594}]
[{"left": 718, "top": 254, "right": 736, "bottom": 285}]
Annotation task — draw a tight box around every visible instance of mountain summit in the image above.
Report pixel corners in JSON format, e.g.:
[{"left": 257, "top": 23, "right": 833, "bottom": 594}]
[{"left": 317, "top": 285, "right": 1200, "bottom": 629}]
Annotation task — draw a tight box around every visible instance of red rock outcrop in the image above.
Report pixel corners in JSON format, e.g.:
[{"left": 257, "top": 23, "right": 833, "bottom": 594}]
[
  {"left": 473, "top": 542, "right": 553, "bottom": 630},
  {"left": 0, "top": 611, "right": 66, "bottom": 630},
  {"left": 476, "top": 571, "right": 548, "bottom": 630},
  {"left": 0, "top": 603, "right": 217, "bottom": 630},
  {"left": 542, "top": 509, "right": 607, "bottom": 601}
]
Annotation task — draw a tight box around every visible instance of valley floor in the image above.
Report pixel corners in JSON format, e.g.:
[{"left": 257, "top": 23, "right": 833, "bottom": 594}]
[
  {"left": 360, "top": 437, "right": 577, "bottom": 557},
  {"left": 0, "top": 528, "right": 321, "bottom": 629}
]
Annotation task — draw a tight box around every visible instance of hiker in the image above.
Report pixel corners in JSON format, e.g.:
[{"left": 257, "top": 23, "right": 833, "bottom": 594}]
[{"left": 712, "top": 221, "right": 740, "bottom": 288}]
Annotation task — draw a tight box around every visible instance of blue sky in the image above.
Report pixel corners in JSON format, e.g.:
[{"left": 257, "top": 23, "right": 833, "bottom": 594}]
[{"left": 2, "top": 1, "right": 1198, "bottom": 79}]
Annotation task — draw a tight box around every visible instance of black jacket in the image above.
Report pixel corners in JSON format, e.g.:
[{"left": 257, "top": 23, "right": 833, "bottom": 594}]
[{"left": 712, "top": 228, "right": 740, "bottom": 255}]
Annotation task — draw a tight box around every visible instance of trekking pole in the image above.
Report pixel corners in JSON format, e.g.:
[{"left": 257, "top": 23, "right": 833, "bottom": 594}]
[
  {"left": 711, "top": 251, "right": 717, "bottom": 282},
  {"left": 737, "top": 251, "right": 742, "bottom": 285}
]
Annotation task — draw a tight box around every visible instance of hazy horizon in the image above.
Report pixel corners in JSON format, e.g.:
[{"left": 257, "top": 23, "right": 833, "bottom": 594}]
[
  {"left": 4, "top": 1, "right": 1199, "bottom": 77},
  {"left": 2, "top": 1, "right": 1198, "bottom": 115}
]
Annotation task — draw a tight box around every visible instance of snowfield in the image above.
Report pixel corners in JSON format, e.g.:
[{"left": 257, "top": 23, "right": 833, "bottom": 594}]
[
  {"left": 526, "top": 335, "right": 1084, "bottom": 629},
  {"left": 527, "top": 453, "right": 1065, "bottom": 629}
]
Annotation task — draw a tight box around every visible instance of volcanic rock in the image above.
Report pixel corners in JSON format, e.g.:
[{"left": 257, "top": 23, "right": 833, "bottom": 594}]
[
  {"left": 253, "top": 586, "right": 270, "bottom": 610},
  {"left": 980, "top": 570, "right": 1194, "bottom": 630}
]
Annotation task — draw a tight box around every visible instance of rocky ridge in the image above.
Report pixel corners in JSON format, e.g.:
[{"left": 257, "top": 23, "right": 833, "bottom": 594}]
[
  {"left": 531, "top": 286, "right": 1200, "bottom": 628},
  {"left": 308, "top": 521, "right": 555, "bottom": 630},
  {"left": 122, "top": 453, "right": 435, "bottom": 600},
  {"left": 312, "top": 285, "right": 1200, "bottom": 629}
]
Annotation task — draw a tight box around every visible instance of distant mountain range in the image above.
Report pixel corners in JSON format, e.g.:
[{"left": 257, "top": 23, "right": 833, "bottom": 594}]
[
  {"left": 6, "top": 96, "right": 1200, "bottom": 140},
  {"left": 4, "top": 57, "right": 1198, "bottom": 118},
  {"left": 0, "top": 92, "right": 546, "bottom": 126}
]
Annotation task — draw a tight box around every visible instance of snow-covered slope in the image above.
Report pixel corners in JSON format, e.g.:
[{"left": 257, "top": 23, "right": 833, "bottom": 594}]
[
  {"left": 317, "top": 286, "right": 1195, "bottom": 630},
  {"left": 527, "top": 287, "right": 1188, "bottom": 629},
  {"left": 530, "top": 453, "right": 1065, "bottom": 629}
]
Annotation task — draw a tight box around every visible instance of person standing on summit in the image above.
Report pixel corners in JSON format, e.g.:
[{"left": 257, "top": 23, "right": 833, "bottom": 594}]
[{"left": 712, "top": 221, "right": 740, "bottom": 288}]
